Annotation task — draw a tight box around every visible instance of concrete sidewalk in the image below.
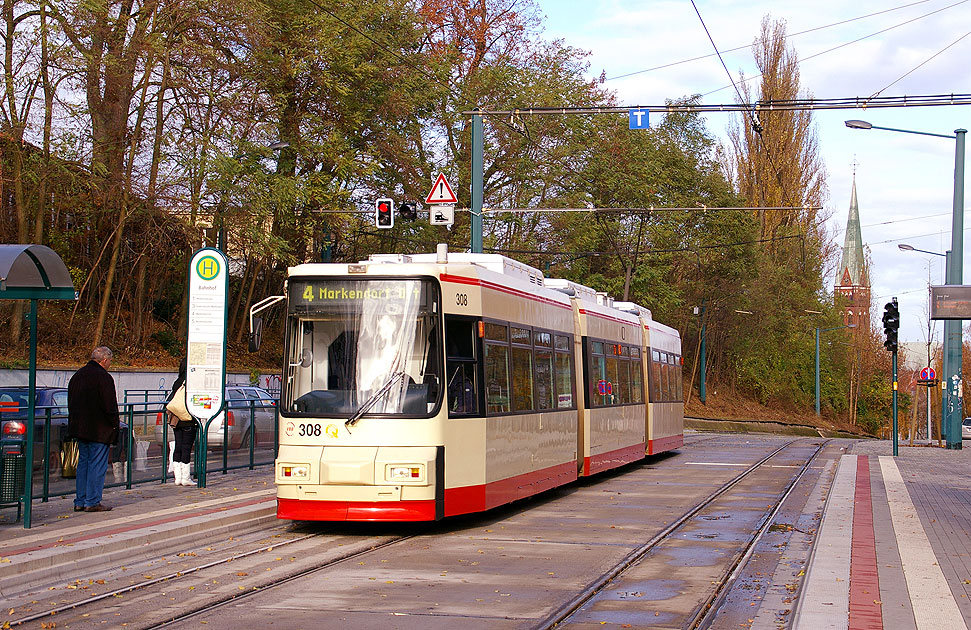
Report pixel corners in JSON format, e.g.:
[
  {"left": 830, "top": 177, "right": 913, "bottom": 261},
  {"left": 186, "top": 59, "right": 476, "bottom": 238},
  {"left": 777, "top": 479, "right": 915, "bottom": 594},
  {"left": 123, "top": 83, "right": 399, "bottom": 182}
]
[
  {"left": 793, "top": 441, "right": 971, "bottom": 630},
  {"left": 0, "top": 466, "right": 277, "bottom": 598}
]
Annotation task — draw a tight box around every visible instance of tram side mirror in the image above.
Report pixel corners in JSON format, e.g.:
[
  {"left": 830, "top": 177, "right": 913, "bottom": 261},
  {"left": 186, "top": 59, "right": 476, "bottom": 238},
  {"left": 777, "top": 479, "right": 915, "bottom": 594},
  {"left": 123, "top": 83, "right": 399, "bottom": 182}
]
[
  {"left": 249, "top": 316, "right": 263, "bottom": 353},
  {"left": 288, "top": 348, "right": 312, "bottom": 369}
]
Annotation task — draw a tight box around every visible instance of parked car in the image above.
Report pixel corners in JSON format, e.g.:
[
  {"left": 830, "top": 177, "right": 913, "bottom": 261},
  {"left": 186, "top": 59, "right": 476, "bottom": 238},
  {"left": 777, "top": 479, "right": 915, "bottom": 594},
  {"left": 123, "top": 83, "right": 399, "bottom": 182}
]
[
  {"left": 154, "top": 386, "right": 277, "bottom": 450},
  {"left": 963, "top": 417, "right": 971, "bottom": 440},
  {"left": 0, "top": 386, "right": 130, "bottom": 474}
]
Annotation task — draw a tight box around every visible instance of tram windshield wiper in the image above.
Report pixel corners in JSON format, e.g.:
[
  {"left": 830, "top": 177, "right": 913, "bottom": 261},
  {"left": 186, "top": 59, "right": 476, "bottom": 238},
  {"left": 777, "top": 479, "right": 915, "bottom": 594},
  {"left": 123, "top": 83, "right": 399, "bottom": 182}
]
[{"left": 345, "top": 371, "right": 406, "bottom": 430}]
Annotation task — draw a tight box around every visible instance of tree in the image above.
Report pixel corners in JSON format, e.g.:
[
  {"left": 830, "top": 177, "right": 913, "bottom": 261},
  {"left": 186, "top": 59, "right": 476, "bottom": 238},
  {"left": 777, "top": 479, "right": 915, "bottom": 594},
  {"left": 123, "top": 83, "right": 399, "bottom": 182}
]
[{"left": 726, "top": 16, "right": 827, "bottom": 253}]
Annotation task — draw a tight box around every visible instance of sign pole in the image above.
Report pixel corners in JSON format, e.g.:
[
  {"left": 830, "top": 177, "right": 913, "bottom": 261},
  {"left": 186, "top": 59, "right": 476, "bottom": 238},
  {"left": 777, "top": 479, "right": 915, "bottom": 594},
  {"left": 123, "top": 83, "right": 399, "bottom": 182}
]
[
  {"left": 185, "top": 248, "right": 229, "bottom": 488},
  {"left": 471, "top": 109, "right": 483, "bottom": 253}
]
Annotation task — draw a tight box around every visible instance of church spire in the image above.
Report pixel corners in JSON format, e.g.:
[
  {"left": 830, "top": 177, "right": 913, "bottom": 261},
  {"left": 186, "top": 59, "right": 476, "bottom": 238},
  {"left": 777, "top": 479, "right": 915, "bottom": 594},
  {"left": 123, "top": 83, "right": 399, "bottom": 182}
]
[{"left": 838, "top": 174, "right": 867, "bottom": 288}]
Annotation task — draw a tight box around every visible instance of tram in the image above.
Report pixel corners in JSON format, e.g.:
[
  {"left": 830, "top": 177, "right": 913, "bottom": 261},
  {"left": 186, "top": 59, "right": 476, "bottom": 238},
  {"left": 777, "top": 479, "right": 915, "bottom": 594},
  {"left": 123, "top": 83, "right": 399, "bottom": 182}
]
[{"left": 250, "top": 244, "right": 683, "bottom": 521}]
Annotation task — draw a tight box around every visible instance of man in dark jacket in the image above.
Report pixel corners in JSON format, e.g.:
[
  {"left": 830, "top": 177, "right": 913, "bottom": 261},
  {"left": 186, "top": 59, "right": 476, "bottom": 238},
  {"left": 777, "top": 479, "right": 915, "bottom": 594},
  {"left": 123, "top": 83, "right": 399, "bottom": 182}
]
[{"left": 68, "top": 346, "right": 120, "bottom": 512}]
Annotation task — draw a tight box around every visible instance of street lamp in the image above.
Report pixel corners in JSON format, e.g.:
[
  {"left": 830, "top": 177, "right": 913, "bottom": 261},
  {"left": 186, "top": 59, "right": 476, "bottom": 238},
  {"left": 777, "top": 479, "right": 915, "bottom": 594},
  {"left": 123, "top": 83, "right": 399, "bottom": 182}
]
[
  {"left": 898, "top": 243, "right": 947, "bottom": 257},
  {"left": 846, "top": 119, "right": 966, "bottom": 449},
  {"left": 899, "top": 243, "right": 948, "bottom": 443},
  {"left": 816, "top": 324, "right": 856, "bottom": 416}
]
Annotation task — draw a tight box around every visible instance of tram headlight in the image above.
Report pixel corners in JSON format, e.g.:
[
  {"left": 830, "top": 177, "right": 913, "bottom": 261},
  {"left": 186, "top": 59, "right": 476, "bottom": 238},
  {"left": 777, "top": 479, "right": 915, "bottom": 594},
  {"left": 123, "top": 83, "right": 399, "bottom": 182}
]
[
  {"left": 386, "top": 464, "right": 424, "bottom": 482},
  {"left": 280, "top": 464, "right": 310, "bottom": 480}
]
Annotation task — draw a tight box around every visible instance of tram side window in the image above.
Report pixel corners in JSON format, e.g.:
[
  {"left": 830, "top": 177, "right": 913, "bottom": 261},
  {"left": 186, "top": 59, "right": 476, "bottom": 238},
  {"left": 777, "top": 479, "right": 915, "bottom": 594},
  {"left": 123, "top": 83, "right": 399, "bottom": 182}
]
[
  {"left": 676, "top": 355, "right": 684, "bottom": 400},
  {"left": 673, "top": 354, "right": 683, "bottom": 401},
  {"left": 484, "top": 322, "right": 510, "bottom": 414},
  {"left": 511, "top": 327, "right": 534, "bottom": 412},
  {"left": 554, "top": 334, "right": 574, "bottom": 408},
  {"left": 647, "top": 350, "right": 683, "bottom": 403},
  {"left": 588, "top": 340, "right": 641, "bottom": 407},
  {"left": 445, "top": 318, "right": 478, "bottom": 415},
  {"left": 668, "top": 354, "right": 678, "bottom": 401},
  {"left": 650, "top": 350, "right": 662, "bottom": 402},
  {"left": 534, "top": 331, "right": 554, "bottom": 410},
  {"left": 591, "top": 342, "right": 607, "bottom": 406},
  {"left": 618, "top": 346, "right": 631, "bottom": 404}
]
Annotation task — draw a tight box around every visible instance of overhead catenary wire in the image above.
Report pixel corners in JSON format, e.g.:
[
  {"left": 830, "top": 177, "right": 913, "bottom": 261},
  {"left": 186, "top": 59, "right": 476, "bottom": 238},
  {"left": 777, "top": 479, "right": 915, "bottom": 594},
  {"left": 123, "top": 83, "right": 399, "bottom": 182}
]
[
  {"left": 689, "top": 0, "right": 797, "bottom": 209},
  {"left": 480, "top": 205, "right": 820, "bottom": 214},
  {"left": 605, "top": 0, "right": 951, "bottom": 82},
  {"left": 486, "top": 233, "right": 804, "bottom": 258},
  {"left": 461, "top": 93, "right": 971, "bottom": 116},
  {"left": 869, "top": 30, "right": 971, "bottom": 99},
  {"left": 700, "top": 0, "right": 971, "bottom": 99}
]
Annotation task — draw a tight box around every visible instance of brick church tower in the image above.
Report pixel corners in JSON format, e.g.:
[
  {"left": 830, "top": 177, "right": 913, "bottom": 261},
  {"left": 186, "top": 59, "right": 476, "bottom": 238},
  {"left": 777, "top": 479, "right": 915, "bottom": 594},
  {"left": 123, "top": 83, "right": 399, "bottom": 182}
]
[{"left": 835, "top": 176, "right": 870, "bottom": 328}]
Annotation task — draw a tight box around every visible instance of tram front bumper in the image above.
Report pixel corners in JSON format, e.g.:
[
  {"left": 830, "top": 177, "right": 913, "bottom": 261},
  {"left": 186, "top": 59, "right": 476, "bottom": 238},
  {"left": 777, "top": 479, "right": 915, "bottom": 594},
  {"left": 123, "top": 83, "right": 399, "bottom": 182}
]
[
  {"left": 276, "top": 444, "right": 438, "bottom": 494},
  {"left": 275, "top": 445, "right": 441, "bottom": 521}
]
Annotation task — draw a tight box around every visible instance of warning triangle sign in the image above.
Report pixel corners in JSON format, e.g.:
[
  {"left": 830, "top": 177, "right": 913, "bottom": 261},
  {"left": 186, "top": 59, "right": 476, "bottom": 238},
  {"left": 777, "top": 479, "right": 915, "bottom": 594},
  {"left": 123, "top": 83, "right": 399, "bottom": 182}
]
[{"left": 425, "top": 173, "right": 458, "bottom": 204}]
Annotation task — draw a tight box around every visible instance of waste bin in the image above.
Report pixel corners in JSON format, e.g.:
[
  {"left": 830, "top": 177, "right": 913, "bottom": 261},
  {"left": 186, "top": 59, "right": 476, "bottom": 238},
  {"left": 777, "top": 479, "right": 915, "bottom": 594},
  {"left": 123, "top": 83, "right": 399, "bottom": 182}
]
[
  {"left": 135, "top": 440, "right": 149, "bottom": 472},
  {"left": 1, "top": 442, "right": 26, "bottom": 504},
  {"left": 61, "top": 439, "right": 78, "bottom": 478}
]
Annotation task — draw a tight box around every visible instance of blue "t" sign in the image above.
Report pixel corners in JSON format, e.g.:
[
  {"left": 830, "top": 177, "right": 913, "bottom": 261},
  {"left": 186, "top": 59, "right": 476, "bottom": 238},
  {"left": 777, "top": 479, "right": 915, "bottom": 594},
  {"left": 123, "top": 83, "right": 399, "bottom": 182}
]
[{"left": 629, "top": 109, "right": 650, "bottom": 129}]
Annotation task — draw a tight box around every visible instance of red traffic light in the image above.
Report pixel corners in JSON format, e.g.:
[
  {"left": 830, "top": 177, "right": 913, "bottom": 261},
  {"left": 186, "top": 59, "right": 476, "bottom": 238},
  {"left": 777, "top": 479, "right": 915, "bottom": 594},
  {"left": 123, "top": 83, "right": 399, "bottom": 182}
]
[{"left": 375, "top": 198, "right": 394, "bottom": 228}]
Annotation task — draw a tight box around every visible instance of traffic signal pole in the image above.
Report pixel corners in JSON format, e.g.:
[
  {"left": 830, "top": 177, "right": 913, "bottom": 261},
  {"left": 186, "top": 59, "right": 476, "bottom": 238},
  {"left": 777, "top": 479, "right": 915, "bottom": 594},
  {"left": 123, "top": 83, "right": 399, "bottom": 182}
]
[
  {"left": 883, "top": 298, "right": 900, "bottom": 455},
  {"left": 892, "top": 348, "right": 899, "bottom": 456}
]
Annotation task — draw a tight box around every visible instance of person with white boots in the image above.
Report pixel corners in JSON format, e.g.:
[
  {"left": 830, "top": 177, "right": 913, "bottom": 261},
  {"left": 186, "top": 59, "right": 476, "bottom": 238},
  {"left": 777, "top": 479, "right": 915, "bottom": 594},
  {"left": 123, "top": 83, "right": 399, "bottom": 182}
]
[{"left": 166, "top": 357, "right": 197, "bottom": 487}]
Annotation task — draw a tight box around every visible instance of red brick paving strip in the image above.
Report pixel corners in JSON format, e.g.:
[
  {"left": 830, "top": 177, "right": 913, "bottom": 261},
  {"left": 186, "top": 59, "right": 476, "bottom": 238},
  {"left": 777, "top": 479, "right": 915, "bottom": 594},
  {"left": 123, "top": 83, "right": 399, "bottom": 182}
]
[{"left": 849, "top": 455, "right": 883, "bottom": 630}]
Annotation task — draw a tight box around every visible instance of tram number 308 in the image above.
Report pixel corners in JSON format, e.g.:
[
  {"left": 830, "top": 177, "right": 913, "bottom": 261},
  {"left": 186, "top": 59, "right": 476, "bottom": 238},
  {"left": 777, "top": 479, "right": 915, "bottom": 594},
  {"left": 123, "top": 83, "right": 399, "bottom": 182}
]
[
  {"left": 455, "top": 293, "right": 468, "bottom": 307},
  {"left": 298, "top": 423, "right": 322, "bottom": 437}
]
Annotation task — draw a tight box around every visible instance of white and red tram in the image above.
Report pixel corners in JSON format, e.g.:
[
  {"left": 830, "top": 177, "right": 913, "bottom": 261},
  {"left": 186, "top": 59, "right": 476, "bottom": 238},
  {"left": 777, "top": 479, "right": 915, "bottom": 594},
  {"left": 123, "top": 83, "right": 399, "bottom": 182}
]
[{"left": 259, "top": 245, "right": 683, "bottom": 521}]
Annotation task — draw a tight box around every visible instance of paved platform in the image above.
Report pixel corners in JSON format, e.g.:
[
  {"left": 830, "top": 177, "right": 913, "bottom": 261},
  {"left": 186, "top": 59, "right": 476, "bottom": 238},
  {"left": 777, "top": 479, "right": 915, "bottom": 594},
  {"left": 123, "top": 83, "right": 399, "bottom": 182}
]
[
  {"left": 792, "top": 440, "right": 971, "bottom": 630},
  {"left": 0, "top": 466, "right": 276, "bottom": 598}
]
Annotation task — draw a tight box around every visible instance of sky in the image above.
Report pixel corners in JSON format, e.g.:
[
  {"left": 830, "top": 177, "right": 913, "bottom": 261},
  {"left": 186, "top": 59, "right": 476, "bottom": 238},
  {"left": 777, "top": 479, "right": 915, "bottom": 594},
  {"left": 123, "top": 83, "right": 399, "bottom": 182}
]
[{"left": 534, "top": 0, "right": 971, "bottom": 346}]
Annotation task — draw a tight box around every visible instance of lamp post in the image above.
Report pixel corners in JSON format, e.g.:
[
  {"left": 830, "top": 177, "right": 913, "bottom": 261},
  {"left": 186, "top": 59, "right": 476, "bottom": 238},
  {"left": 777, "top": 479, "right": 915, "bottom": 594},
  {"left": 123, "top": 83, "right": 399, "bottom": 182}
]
[
  {"left": 816, "top": 324, "right": 856, "bottom": 416},
  {"left": 899, "top": 243, "right": 947, "bottom": 442},
  {"left": 846, "top": 120, "right": 966, "bottom": 449},
  {"left": 694, "top": 303, "right": 707, "bottom": 405}
]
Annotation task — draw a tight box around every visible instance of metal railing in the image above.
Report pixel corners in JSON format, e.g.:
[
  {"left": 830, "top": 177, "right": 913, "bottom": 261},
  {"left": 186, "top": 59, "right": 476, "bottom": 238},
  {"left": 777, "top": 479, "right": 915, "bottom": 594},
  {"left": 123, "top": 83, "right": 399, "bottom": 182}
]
[{"left": 1, "top": 400, "right": 278, "bottom": 513}]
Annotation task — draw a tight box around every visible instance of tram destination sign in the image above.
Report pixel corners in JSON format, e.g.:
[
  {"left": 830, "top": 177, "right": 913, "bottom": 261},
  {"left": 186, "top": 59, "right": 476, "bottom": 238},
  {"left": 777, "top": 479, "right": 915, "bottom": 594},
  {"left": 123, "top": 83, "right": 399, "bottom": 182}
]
[
  {"left": 929, "top": 285, "right": 971, "bottom": 319},
  {"left": 289, "top": 279, "right": 424, "bottom": 312}
]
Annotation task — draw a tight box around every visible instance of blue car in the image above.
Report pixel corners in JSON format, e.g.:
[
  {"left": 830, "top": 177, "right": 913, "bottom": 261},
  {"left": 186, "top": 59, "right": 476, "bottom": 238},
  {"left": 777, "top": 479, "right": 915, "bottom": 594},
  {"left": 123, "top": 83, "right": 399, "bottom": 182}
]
[{"left": 0, "top": 386, "right": 129, "bottom": 476}]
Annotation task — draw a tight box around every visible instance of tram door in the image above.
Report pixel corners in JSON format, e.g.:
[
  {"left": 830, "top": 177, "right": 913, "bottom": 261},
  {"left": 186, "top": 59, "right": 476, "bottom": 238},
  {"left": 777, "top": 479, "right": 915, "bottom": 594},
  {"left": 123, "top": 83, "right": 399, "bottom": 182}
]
[{"left": 444, "top": 317, "right": 479, "bottom": 415}]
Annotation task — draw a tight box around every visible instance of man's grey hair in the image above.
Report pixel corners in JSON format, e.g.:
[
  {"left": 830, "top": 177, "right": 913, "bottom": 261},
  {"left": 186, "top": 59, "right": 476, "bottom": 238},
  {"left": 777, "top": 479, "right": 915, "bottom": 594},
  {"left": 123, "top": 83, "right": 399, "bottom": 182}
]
[{"left": 91, "top": 346, "right": 113, "bottom": 363}]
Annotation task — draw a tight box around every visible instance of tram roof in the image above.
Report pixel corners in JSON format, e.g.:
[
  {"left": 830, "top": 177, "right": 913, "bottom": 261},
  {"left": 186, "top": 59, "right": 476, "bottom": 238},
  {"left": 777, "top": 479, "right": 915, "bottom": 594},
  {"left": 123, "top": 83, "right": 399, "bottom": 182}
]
[
  {"left": 290, "top": 248, "right": 655, "bottom": 325},
  {"left": 369, "top": 252, "right": 547, "bottom": 287}
]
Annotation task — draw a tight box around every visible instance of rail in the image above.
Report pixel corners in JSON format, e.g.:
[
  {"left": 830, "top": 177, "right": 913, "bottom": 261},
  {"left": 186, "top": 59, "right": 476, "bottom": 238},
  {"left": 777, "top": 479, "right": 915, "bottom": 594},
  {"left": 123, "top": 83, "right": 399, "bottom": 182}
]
[{"left": 536, "top": 439, "right": 827, "bottom": 629}]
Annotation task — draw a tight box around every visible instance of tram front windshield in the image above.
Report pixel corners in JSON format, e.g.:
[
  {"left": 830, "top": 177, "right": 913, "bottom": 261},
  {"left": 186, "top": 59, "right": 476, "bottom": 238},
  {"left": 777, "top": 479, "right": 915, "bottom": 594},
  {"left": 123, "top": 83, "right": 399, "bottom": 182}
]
[{"left": 283, "top": 278, "right": 442, "bottom": 418}]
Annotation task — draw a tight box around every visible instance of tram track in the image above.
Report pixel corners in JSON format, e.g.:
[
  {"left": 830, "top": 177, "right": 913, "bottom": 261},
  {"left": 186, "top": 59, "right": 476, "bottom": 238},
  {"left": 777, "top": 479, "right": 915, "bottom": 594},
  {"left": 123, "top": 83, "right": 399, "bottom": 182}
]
[
  {"left": 8, "top": 435, "right": 829, "bottom": 629},
  {"left": 5, "top": 526, "right": 412, "bottom": 629},
  {"left": 148, "top": 533, "right": 415, "bottom": 629},
  {"left": 539, "top": 439, "right": 827, "bottom": 629}
]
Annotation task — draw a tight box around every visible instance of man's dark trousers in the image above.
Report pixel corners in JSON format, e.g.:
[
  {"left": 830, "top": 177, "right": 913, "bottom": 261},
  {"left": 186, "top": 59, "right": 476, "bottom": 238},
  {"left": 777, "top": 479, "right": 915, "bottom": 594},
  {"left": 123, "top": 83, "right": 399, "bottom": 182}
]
[{"left": 75, "top": 440, "right": 110, "bottom": 509}]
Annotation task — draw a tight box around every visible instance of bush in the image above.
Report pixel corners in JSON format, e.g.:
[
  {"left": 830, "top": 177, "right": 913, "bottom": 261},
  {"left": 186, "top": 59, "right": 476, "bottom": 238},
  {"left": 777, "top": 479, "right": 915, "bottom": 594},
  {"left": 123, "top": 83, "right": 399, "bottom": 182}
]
[{"left": 151, "top": 329, "right": 181, "bottom": 356}]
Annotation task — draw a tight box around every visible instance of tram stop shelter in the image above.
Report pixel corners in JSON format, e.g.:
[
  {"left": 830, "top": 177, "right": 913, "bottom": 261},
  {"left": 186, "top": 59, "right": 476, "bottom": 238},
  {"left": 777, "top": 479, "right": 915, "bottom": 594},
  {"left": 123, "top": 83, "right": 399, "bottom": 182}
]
[{"left": 0, "top": 244, "right": 76, "bottom": 528}]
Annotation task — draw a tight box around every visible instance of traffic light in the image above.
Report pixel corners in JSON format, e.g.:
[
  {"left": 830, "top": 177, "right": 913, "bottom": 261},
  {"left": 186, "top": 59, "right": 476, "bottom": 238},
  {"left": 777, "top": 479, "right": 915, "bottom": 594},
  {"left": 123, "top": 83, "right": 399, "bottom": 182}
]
[
  {"left": 399, "top": 201, "right": 417, "bottom": 221},
  {"left": 882, "top": 300, "right": 899, "bottom": 352},
  {"left": 375, "top": 198, "right": 393, "bottom": 228}
]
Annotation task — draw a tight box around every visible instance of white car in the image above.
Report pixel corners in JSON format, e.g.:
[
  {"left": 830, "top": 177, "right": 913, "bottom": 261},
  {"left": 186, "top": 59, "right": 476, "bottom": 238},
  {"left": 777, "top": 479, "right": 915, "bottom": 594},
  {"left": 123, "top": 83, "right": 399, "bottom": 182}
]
[
  {"left": 963, "top": 418, "right": 971, "bottom": 440},
  {"left": 154, "top": 386, "right": 277, "bottom": 449}
]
